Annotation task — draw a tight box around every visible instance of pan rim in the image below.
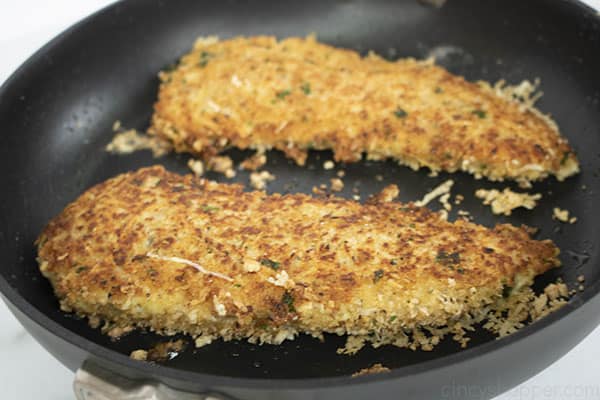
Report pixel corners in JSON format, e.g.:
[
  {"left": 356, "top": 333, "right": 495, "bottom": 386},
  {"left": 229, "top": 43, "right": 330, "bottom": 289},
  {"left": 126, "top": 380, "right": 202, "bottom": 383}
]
[{"left": 1, "top": 0, "right": 599, "bottom": 390}]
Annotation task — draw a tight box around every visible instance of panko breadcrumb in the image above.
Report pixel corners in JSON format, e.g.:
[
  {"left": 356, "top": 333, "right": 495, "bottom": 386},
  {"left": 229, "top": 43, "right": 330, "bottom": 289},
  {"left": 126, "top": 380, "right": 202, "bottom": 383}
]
[
  {"left": 352, "top": 363, "right": 391, "bottom": 377},
  {"left": 476, "top": 188, "right": 541, "bottom": 216},
  {"left": 482, "top": 280, "right": 569, "bottom": 337},
  {"left": 129, "top": 350, "right": 148, "bottom": 361},
  {"left": 207, "top": 155, "right": 236, "bottom": 178},
  {"left": 249, "top": 170, "right": 275, "bottom": 190},
  {"left": 187, "top": 159, "right": 205, "bottom": 177},
  {"left": 553, "top": 207, "right": 577, "bottom": 224},
  {"left": 330, "top": 178, "right": 344, "bottom": 192},
  {"left": 149, "top": 35, "right": 579, "bottom": 184},
  {"left": 415, "top": 180, "right": 454, "bottom": 207},
  {"left": 240, "top": 152, "right": 267, "bottom": 171},
  {"left": 323, "top": 160, "right": 335, "bottom": 170},
  {"left": 367, "top": 184, "right": 399, "bottom": 204},
  {"left": 439, "top": 193, "right": 452, "bottom": 211},
  {"left": 130, "top": 340, "right": 187, "bottom": 362},
  {"left": 312, "top": 186, "right": 326, "bottom": 196},
  {"left": 106, "top": 129, "right": 172, "bottom": 157},
  {"left": 457, "top": 210, "right": 472, "bottom": 220},
  {"left": 38, "top": 166, "right": 562, "bottom": 353}
]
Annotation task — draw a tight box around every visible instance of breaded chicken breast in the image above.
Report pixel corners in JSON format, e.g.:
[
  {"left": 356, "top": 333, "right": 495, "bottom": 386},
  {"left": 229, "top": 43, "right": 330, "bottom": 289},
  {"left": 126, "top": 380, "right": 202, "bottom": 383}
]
[
  {"left": 37, "top": 166, "right": 561, "bottom": 351},
  {"left": 150, "top": 36, "right": 579, "bottom": 185}
]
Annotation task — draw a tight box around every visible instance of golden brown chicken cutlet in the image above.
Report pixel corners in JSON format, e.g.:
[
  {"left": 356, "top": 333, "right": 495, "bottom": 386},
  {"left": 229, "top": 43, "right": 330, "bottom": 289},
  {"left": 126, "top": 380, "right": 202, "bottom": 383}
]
[
  {"left": 37, "top": 166, "right": 561, "bottom": 351},
  {"left": 150, "top": 35, "right": 579, "bottom": 185}
]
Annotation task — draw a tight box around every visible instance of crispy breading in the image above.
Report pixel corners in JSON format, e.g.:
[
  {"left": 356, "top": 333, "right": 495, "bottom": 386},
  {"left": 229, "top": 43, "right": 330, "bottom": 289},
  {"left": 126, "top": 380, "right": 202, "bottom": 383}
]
[
  {"left": 37, "top": 166, "right": 560, "bottom": 350},
  {"left": 149, "top": 36, "right": 579, "bottom": 184}
]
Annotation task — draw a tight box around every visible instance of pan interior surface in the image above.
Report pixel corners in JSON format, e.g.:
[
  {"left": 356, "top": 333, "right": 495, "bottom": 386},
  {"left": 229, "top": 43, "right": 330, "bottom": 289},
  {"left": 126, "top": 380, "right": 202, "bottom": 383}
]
[{"left": 1, "top": 0, "right": 600, "bottom": 380}]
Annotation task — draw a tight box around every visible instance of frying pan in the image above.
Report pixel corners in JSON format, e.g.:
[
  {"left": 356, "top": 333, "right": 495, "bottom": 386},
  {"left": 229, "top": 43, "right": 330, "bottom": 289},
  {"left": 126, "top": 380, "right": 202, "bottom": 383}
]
[{"left": 1, "top": 0, "right": 600, "bottom": 398}]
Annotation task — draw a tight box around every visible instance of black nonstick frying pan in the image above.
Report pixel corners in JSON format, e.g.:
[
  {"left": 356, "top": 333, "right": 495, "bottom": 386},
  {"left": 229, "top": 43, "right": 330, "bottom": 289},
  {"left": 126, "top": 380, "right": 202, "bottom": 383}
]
[{"left": 1, "top": 0, "right": 600, "bottom": 399}]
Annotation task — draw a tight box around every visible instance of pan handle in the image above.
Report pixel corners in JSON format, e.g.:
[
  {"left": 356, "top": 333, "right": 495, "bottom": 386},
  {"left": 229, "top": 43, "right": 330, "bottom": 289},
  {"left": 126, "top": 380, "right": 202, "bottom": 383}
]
[{"left": 73, "top": 361, "right": 236, "bottom": 400}]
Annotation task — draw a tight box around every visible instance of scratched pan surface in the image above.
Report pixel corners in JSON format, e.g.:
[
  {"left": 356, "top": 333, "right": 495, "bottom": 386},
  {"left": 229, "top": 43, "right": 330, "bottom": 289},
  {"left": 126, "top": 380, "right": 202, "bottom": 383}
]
[{"left": 1, "top": 0, "right": 600, "bottom": 399}]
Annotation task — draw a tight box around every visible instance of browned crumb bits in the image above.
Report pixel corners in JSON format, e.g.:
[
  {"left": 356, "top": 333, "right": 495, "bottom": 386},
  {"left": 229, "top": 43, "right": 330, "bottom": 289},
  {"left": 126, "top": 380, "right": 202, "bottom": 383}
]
[
  {"left": 106, "top": 129, "right": 172, "bottom": 157},
  {"left": 544, "top": 282, "right": 569, "bottom": 301},
  {"left": 351, "top": 363, "right": 391, "bottom": 377},
  {"left": 475, "top": 188, "right": 541, "bottom": 216},
  {"left": 457, "top": 210, "right": 472, "bottom": 220},
  {"left": 312, "top": 186, "right": 327, "bottom": 196},
  {"left": 240, "top": 152, "right": 267, "bottom": 171},
  {"left": 130, "top": 349, "right": 148, "bottom": 361},
  {"left": 552, "top": 207, "right": 577, "bottom": 224},
  {"left": 207, "top": 155, "right": 236, "bottom": 178},
  {"left": 330, "top": 178, "right": 344, "bottom": 192},
  {"left": 249, "top": 171, "right": 275, "bottom": 190},
  {"left": 187, "top": 159, "right": 204, "bottom": 176},
  {"left": 323, "top": 160, "right": 335, "bottom": 170},
  {"left": 415, "top": 180, "right": 454, "bottom": 207},
  {"left": 439, "top": 193, "right": 452, "bottom": 211},
  {"left": 368, "top": 184, "right": 399, "bottom": 204}
]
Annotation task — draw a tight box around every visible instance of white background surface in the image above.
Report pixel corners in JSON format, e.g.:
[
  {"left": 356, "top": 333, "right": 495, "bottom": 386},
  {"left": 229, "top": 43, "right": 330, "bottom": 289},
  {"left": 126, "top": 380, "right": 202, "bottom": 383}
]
[{"left": 1, "top": 1, "right": 599, "bottom": 399}]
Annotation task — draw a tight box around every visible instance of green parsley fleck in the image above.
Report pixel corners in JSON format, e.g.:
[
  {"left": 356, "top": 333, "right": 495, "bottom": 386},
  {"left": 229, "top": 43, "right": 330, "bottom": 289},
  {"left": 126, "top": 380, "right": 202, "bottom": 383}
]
[
  {"left": 163, "top": 61, "right": 179, "bottom": 73},
  {"left": 202, "top": 205, "right": 219, "bottom": 213},
  {"left": 409, "top": 223, "right": 416, "bottom": 228},
  {"left": 233, "top": 283, "right": 242, "bottom": 288},
  {"left": 75, "top": 266, "right": 88, "bottom": 274},
  {"left": 434, "top": 86, "right": 444, "bottom": 94},
  {"left": 394, "top": 108, "right": 408, "bottom": 118},
  {"left": 260, "top": 258, "right": 280, "bottom": 270},
  {"left": 275, "top": 89, "right": 292, "bottom": 100},
  {"left": 301, "top": 82, "right": 311, "bottom": 95},
  {"left": 389, "top": 315, "right": 397, "bottom": 322},
  {"left": 472, "top": 109, "right": 487, "bottom": 119},
  {"left": 560, "top": 151, "right": 571, "bottom": 166},
  {"left": 199, "top": 51, "right": 214, "bottom": 67},
  {"left": 373, "top": 269, "right": 385, "bottom": 283},
  {"left": 282, "top": 291, "right": 296, "bottom": 312}
]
